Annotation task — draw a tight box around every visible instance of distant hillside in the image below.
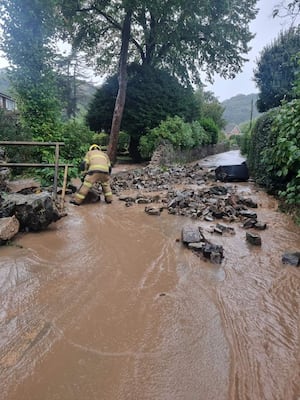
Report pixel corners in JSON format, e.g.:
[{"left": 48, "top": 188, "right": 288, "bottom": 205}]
[
  {"left": 221, "top": 93, "right": 261, "bottom": 132},
  {"left": 74, "top": 79, "right": 97, "bottom": 115}
]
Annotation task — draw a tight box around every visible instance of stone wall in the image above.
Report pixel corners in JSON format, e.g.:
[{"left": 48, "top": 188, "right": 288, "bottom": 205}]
[{"left": 149, "top": 141, "right": 230, "bottom": 166}]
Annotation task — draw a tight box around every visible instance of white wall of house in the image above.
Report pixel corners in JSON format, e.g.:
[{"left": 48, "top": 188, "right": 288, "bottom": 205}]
[{"left": 0, "top": 93, "right": 16, "bottom": 111}]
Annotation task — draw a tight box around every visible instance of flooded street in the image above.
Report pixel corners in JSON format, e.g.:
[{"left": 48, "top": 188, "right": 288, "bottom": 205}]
[{"left": 0, "top": 151, "right": 299, "bottom": 400}]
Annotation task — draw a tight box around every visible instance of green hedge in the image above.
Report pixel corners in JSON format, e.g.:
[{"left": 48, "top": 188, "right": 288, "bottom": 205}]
[
  {"left": 246, "top": 100, "right": 300, "bottom": 206},
  {"left": 139, "top": 115, "right": 216, "bottom": 159}
]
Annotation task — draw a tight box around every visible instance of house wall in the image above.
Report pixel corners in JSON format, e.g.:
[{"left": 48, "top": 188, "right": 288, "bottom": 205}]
[{"left": 0, "top": 93, "right": 16, "bottom": 111}]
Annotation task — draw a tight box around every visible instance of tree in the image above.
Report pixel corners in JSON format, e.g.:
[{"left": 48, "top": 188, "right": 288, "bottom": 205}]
[
  {"left": 63, "top": 0, "right": 257, "bottom": 83},
  {"left": 194, "top": 87, "right": 226, "bottom": 130},
  {"left": 60, "top": 0, "right": 258, "bottom": 161},
  {"left": 273, "top": 0, "right": 300, "bottom": 26},
  {"left": 107, "top": 8, "right": 132, "bottom": 163},
  {"left": 254, "top": 27, "right": 300, "bottom": 112},
  {"left": 55, "top": 52, "right": 94, "bottom": 120},
  {"left": 0, "top": 0, "right": 62, "bottom": 141},
  {"left": 86, "top": 64, "right": 198, "bottom": 160}
]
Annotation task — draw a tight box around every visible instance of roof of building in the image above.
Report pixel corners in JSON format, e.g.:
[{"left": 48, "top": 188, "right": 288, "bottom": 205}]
[{"left": 0, "top": 92, "right": 15, "bottom": 101}]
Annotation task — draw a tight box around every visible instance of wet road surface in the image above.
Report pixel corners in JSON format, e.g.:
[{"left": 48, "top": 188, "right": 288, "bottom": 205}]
[{"left": 0, "top": 151, "right": 299, "bottom": 400}]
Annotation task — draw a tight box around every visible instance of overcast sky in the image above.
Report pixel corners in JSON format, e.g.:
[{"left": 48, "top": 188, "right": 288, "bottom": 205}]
[
  {"left": 205, "top": 0, "right": 296, "bottom": 101},
  {"left": 0, "top": 0, "right": 297, "bottom": 101}
]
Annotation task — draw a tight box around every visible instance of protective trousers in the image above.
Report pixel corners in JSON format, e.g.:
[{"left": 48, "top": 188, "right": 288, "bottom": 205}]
[{"left": 74, "top": 172, "right": 113, "bottom": 204}]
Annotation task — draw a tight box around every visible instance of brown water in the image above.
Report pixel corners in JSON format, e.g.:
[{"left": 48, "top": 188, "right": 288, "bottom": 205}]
[{"left": 0, "top": 151, "right": 299, "bottom": 400}]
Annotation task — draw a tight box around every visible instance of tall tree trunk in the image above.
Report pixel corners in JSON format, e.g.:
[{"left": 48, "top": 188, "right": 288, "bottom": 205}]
[{"left": 107, "top": 9, "right": 132, "bottom": 164}]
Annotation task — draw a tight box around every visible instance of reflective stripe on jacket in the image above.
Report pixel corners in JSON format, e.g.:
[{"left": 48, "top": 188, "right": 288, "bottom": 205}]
[{"left": 84, "top": 149, "right": 111, "bottom": 174}]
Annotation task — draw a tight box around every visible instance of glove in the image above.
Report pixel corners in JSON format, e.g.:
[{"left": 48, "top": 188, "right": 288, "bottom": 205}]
[
  {"left": 79, "top": 160, "right": 87, "bottom": 171},
  {"left": 81, "top": 174, "right": 86, "bottom": 182}
]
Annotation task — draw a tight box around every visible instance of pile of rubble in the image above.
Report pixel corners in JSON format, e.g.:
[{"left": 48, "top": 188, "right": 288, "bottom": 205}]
[
  {"left": 111, "top": 164, "right": 267, "bottom": 225},
  {"left": 111, "top": 163, "right": 212, "bottom": 194},
  {"left": 110, "top": 163, "right": 270, "bottom": 263}
]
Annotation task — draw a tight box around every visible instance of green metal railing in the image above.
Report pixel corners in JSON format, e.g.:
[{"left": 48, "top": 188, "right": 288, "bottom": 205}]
[{"left": 0, "top": 141, "right": 70, "bottom": 200}]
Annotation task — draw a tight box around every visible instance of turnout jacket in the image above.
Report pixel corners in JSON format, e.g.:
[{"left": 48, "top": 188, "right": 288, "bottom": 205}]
[{"left": 83, "top": 149, "right": 111, "bottom": 175}]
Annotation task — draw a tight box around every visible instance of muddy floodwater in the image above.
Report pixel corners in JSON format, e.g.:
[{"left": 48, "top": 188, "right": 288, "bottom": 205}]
[{"left": 0, "top": 151, "right": 299, "bottom": 400}]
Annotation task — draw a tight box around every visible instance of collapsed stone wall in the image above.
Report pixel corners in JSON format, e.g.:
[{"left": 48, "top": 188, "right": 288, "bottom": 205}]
[{"left": 149, "top": 141, "right": 230, "bottom": 167}]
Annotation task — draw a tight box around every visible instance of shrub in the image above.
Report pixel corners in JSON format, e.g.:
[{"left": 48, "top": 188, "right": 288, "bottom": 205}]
[
  {"left": 139, "top": 116, "right": 194, "bottom": 159},
  {"left": 117, "top": 131, "right": 130, "bottom": 153},
  {"left": 190, "top": 120, "right": 210, "bottom": 147},
  {"left": 33, "top": 120, "right": 94, "bottom": 185},
  {"left": 92, "top": 132, "right": 109, "bottom": 147},
  {"left": 247, "top": 110, "right": 279, "bottom": 188},
  {"left": 264, "top": 98, "right": 300, "bottom": 205},
  {"left": 59, "top": 120, "right": 94, "bottom": 161},
  {"left": 199, "top": 117, "right": 219, "bottom": 145}
]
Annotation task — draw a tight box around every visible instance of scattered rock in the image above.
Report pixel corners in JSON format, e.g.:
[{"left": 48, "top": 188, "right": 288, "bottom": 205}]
[
  {"left": 209, "top": 186, "right": 228, "bottom": 196},
  {"left": 282, "top": 252, "right": 300, "bottom": 267},
  {"left": 246, "top": 232, "right": 262, "bottom": 246},
  {"left": 136, "top": 197, "right": 152, "bottom": 204},
  {"left": 181, "top": 225, "right": 223, "bottom": 263},
  {"left": 214, "top": 223, "right": 235, "bottom": 235},
  {"left": 243, "top": 219, "right": 267, "bottom": 230},
  {"left": 202, "top": 243, "right": 224, "bottom": 264},
  {"left": 119, "top": 194, "right": 136, "bottom": 202},
  {"left": 188, "top": 242, "right": 205, "bottom": 251},
  {"left": 239, "top": 197, "right": 258, "bottom": 208},
  {"left": 182, "top": 225, "right": 203, "bottom": 244},
  {"left": 111, "top": 162, "right": 267, "bottom": 264},
  {"left": 254, "top": 222, "right": 267, "bottom": 230},
  {"left": 243, "top": 218, "right": 257, "bottom": 229},
  {"left": 145, "top": 206, "right": 163, "bottom": 216},
  {"left": 239, "top": 210, "right": 258, "bottom": 219}
]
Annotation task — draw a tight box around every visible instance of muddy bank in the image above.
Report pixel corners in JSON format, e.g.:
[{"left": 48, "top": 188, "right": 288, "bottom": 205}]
[{"left": 0, "top": 151, "right": 299, "bottom": 400}]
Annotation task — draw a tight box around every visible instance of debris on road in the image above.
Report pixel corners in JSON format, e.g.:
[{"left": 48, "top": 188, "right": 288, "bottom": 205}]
[
  {"left": 282, "top": 252, "right": 300, "bottom": 267},
  {"left": 246, "top": 231, "right": 262, "bottom": 246},
  {"left": 181, "top": 224, "right": 224, "bottom": 264}
]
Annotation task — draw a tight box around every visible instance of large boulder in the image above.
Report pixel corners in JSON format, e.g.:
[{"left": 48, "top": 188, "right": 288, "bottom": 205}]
[{"left": 0, "top": 192, "right": 61, "bottom": 231}]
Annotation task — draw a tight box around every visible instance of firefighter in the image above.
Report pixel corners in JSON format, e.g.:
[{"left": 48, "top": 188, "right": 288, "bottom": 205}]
[{"left": 70, "top": 144, "right": 113, "bottom": 205}]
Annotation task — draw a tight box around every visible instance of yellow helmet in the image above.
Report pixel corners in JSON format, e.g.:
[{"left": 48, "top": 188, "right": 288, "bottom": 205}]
[{"left": 89, "top": 144, "right": 101, "bottom": 151}]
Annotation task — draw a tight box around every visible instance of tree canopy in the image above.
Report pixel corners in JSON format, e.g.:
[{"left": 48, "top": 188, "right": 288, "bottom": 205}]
[
  {"left": 87, "top": 64, "right": 198, "bottom": 133},
  {"left": 194, "top": 88, "right": 226, "bottom": 130},
  {"left": 0, "top": 0, "right": 61, "bottom": 138},
  {"left": 273, "top": 0, "right": 300, "bottom": 25},
  {"left": 254, "top": 27, "right": 300, "bottom": 112},
  {"left": 62, "top": 0, "right": 258, "bottom": 85}
]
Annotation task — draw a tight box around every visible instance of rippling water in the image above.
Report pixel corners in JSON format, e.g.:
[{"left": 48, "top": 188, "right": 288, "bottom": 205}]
[{"left": 0, "top": 151, "right": 299, "bottom": 400}]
